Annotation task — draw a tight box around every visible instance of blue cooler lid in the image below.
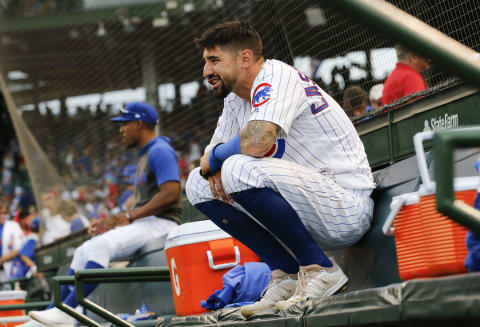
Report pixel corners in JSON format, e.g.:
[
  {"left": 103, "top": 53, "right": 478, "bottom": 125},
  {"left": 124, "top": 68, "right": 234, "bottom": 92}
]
[{"left": 165, "top": 220, "right": 233, "bottom": 250}]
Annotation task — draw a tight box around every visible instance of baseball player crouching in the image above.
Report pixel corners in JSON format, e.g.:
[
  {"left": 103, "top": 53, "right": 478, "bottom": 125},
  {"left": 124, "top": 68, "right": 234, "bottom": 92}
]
[
  {"left": 25, "top": 102, "right": 181, "bottom": 327},
  {"left": 186, "top": 21, "right": 375, "bottom": 317}
]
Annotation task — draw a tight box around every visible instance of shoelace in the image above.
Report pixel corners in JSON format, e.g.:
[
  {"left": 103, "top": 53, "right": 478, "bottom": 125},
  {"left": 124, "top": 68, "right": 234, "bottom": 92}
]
[
  {"left": 260, "top": 275, "right": 292, "bottom": 303},
  {"left": 292, "top": 270, "right": 307, "bottom": 298},
  {"left": 304, "top": 270, "right": 329, "bottom": 297},
  {"left": 293, "top": 269, "right": 328, "bottom": 298}
]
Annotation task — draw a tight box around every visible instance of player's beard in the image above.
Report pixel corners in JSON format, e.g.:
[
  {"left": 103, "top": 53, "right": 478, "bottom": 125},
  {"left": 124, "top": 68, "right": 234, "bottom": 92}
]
[{"left": 213, "top": 76, "right": 234, "bottom": 99}]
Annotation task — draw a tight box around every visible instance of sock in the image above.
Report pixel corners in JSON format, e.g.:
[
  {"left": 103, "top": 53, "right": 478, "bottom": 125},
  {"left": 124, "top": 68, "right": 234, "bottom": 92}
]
[
  {"left": 233, "top": 188, "right": 333, "bottom": 268},
  {"left": 195, "top": 200, "right": 299, "bottom": 273},
  {"left": 47, "top": 268, "right": 75, "bottom": 309},
  {"left": 63, "top": 261, "right": 104, "bottom": 308}
]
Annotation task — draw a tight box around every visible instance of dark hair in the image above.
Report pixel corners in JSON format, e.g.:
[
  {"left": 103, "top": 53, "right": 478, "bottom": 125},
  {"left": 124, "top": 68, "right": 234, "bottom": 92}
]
[
  {"left": 19, "top": 209, "right": 30, "bottom": 219},
  {"left": 194, "top": 21, "right": 263, "bottom": 60},
  {"left": 342, "top": 86, "right": 368, "bottom": 117},
  {"left": 395, "top": 44, "right": 413, "bottom": 61}
]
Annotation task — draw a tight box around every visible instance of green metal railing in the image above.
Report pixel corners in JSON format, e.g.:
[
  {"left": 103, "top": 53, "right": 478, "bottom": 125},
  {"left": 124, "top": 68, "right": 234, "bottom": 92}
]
[
  {"left": 0, "top": 277, "right": 28, "bottom": 289},
  {"left": 0, "top": 301, "right": 50, "bottom": 311},
  {"left": 434, "top": 127, "right": 480, "bottom": 234},
  {"left": 52, "top": 267, "right": 171, "bottom": 327},
  {"left": 75, "top": 267, "right": 170, "bottom": 327},
  {"left": 52, "top": 276, "right": 101, "bottom": 327}
]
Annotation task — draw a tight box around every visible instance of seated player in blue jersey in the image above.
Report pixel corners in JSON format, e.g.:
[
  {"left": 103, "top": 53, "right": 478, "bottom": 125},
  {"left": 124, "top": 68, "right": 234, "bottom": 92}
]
[
  {"left": 10, "top": 218, "right": 41, "bottom": 279},
  {"left": 186, "top": 21, "right": 375, "bottom": 317},
  {"left": 25, "top": 102, "right": 182, "bottom": 327}
]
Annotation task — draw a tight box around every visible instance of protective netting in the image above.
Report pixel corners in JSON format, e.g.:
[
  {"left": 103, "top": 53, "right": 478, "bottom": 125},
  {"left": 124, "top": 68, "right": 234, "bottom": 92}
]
[{"left": 0, "top": 0, "right": 478, "bottom": 227}]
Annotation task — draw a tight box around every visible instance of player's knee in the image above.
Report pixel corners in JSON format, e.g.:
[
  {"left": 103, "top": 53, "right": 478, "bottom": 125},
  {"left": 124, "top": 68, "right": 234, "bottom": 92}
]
[
  {"left": 222, "top": 154, "right": 247, "bottom": 175},
  {"left": 85, "top": 238, "right": 110, "bottom": 266},
  {"left": 221, "top": 154, "right": 254, "bottom": 185},
  {"left": 72, "top": 239, "right": 93, "bottom": 264}
]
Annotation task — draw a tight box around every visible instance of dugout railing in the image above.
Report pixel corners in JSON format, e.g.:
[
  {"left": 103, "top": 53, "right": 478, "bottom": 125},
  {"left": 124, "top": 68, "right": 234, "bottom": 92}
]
[{"left": 50, "top": 267, "right": 172, "bottom": 327}]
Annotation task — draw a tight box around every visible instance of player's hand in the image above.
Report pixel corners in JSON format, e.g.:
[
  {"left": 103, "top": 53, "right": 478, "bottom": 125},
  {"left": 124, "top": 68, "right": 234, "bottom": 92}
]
[
  {"left": 200, "top": 152, "right": 211, "bottom": 177},
  {"left": 110, "top": 213, "right": 130, "bottom": 227},
  {"left": 88, "top": 218, "right": 115, "bottom": 236},
  {"left": 208, "top": 170, "right": 233, "bottom": 203}
]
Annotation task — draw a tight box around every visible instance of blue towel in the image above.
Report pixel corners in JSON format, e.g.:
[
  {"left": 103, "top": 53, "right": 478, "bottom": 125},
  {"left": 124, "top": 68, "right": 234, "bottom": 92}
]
[
  {"left": 466, "top": 231, "right": 480, "bottom": 271},
  {"left": 201, "top": 262, "right": 271, "bottom": 310}
]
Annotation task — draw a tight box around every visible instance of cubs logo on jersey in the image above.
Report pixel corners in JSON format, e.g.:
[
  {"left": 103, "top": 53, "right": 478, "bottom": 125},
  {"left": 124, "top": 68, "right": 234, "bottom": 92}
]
[
  {"left": 263, "top": 138, "right": 285, "bottom": 158},
  {"left": 252, "top": 83, "right": 272, "bottom": 110}
]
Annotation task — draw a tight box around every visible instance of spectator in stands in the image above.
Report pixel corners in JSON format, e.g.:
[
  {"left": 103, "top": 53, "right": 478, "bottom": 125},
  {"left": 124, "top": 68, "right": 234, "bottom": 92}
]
[
  {"left": 0, "top": 200, "right": 24, "bottom": 281},
  {"left": 382, "top": 44, "right": 429, "bottom": 105},
  {"left": 76, "top": 147, "right": 93, "bottom": 178},
  {"left": 1, "top": 166, "right": 13, "bottom": 201},
  {"left": 342, "top": 86, "right": 369, "bottom": 118},
  {"left": 9, "top": 218, "right": 41, "bottom": 279},
  {"left": 40, "top": 193, "right": 71, "bottom": 244},
  {"left": 368, "top": 84, "right": 384, "bottom": 111},
  {"left": 17, "top": 209, "right": 35, "bottom": 235},
  {"left": 26, "top": 102, "right": 181, "bottom": 327},
  {"left": 57, "top": 200, "right": 89, "bottom": 233}
]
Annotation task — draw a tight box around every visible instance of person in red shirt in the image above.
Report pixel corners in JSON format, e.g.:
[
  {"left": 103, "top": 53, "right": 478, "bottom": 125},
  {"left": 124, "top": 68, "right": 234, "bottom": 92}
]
[{"left": 382, "top": 44, "right": 430, "bottom": 105}]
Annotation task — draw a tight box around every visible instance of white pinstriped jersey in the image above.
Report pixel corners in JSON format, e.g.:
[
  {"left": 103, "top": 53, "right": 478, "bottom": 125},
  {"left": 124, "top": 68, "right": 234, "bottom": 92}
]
[{"left": 211, "top": 59, "right": 375, "bottom": 191}]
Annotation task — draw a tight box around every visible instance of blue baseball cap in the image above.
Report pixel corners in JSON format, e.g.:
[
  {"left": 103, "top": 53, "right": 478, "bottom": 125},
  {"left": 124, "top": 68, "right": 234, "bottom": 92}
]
[{"left": 111, "top": 102, "right": 159, "bottom": 124}]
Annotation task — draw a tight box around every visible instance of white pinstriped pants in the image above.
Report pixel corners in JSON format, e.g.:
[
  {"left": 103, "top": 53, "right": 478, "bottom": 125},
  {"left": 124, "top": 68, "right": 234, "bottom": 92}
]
[
  {"left": 186, "top": 155, "right": 374, "bottom": 250},
  {"left": 70, "top": 216, "right": 178, "bottom": 270}
]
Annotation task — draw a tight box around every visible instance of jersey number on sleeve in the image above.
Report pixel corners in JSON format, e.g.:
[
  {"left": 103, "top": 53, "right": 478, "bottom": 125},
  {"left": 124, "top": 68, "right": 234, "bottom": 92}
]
[{"left": 298, "top": 72, "right": 329, "bottom": 114}]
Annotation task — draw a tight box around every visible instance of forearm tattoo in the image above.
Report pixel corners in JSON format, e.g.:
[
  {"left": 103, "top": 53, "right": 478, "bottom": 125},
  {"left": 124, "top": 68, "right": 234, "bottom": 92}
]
[{"left": 245, "top": 121, "right": 278, "bottom": 148}]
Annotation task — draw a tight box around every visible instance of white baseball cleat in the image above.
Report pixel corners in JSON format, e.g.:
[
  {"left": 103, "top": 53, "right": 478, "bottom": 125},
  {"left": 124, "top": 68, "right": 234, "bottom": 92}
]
[
  {"left": 275, "top": 258, "right": 348, "bottom": 311},
  {"left": 240, "top": 269, "right": 297, "bottom": 318},
  {"left": 28, "top": 308, "right": 75, "bottom": 327}
]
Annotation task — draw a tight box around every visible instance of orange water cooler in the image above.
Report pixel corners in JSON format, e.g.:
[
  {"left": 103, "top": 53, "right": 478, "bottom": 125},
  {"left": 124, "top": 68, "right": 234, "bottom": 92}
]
[
  {"left": 0, "top": 290, "right": 27, "bottom": 327},
  {"left": 383, "top": 131, "right": 476, "bottom": 280},
  {"left": 165, "top": 220, "right": 260, "bottom": 316}
]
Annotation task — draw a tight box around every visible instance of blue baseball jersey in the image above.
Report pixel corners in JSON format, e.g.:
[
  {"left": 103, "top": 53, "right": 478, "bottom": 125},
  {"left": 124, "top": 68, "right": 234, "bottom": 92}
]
[
  {"left": 134, "top": 136, "right": 181, "bottom": 223},
  {"left": 211, "top": 59, "right": 374, "bottom": 191}
]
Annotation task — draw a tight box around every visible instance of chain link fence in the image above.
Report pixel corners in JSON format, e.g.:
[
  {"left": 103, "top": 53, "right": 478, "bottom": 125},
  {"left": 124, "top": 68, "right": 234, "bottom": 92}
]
[{"left": 0, "top": 0, "right": 478, "bottom": 222}]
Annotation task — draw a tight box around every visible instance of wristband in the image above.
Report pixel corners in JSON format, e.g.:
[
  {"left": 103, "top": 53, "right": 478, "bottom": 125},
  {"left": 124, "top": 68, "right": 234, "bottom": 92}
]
[
  {"left": 209, "top": 135, "right": 242, "bottom": 174},
  {"left": 125, "top": 211, "right": 133, "bottom": 222},
  {"left": 208, "top": 143, "right": 224, "bottom": 175}
]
